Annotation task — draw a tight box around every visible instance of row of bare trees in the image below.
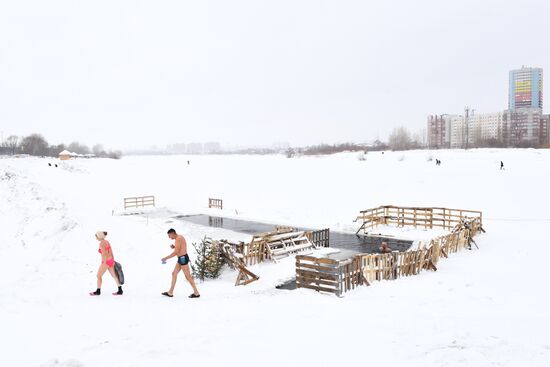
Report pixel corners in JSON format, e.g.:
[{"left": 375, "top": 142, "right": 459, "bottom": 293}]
[
  {"left": 282, "top": 128, "right": 425, "bottom": 158},
  {"left": 388, "top": 127, "right": 425, "bottom": 151},
  {"left": 0, "top": 133, "right": 121, "bottom": 159}
]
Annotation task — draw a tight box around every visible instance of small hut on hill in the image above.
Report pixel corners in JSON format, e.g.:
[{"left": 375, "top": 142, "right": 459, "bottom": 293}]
[{"left": 59, "top": 150, "right": 71, "bottom": 161}]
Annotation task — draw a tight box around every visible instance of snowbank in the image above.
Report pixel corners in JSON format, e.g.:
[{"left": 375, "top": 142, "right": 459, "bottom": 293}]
[{"left": 1, "top": 149, "right": 549, "bottom": 366}]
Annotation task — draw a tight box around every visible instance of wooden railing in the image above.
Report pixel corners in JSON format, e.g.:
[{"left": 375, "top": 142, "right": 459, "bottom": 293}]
[
  {"left": 306, "top": 228, "right": 330, "bottom": 248},
  {"left": 124, "top": 195, "right": 155, "bottom": 210},
  {"left": 356, "top": 205, "right": 483, "bottom": 234},
  {"left": 208, "top": 198, "right": 223, "bottom": 209}
]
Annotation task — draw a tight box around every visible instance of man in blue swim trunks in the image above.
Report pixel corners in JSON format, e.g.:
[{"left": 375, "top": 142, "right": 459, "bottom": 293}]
[{"left": 161, "top": 228, "right": 200, "bottom": 298}]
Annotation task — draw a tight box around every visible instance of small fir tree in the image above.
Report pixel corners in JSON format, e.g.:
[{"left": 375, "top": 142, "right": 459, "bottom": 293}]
[{"left": 191, "top": 237, "right": 224, "bottom": 281}]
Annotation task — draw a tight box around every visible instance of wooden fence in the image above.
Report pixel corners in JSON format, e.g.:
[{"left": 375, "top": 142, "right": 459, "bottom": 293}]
[
  {"left": 306, "top": 228, "right": 330, "bottom": 248},
  {"left": 124, "top": 195, "right": 155, "bottom": 210},
  {"left": 297, "top": 210, "right": 484, "bottom": 296},
  {"left": 358, "top": 247, "right": 437, "bottom": 284},
  {"left": 355, "top": 205, "right": 483, "bottom": 234},
  {"left": 208, "top": 198, "right": 223, "bottom": 209},
  {"left": 296, "top": 255, "right": 362, "bottom": 297}
]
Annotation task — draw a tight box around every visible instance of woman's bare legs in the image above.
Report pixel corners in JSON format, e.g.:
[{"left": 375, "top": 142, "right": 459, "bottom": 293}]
[{"left": 96, "top": 264, "right": 108, "bottom": 289}]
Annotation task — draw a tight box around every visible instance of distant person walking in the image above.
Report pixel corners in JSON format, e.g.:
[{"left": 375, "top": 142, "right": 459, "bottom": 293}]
[
  {"left": 90, "top": 231, "right": 123, "bottom": 296},
  {"left": 161, "top": 229, "right": 200, "bottom": 298},
  {"left": 500, "top": 161, "right": 504, "bottom": 170}
]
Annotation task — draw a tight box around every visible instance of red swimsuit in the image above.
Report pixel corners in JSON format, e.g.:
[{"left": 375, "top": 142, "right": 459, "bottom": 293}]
[{"left": 98, "top": 240, "right": 115, "bottom": 267}]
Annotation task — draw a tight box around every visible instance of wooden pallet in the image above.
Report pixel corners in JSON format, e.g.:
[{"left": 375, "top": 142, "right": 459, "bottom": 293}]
[
  {"left": 208, "top": 198, "right": 223, "bottom": 209},
  {"left": 296, "top": 255, "right": 363, "bottom": 297},
  {"left": 219, "top": 241, "right": 259, "bottom": 286},
  {"left": 124, "top": 195, "right": 155, "bottom": 209},
  {"left": 252, "top": 230, "right": 316, "bottom": 263}
]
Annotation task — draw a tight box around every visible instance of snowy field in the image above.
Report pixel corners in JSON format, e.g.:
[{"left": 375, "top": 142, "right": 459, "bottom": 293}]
[{"left": 1, "top": 149, "right": 550, "bottom": 367}]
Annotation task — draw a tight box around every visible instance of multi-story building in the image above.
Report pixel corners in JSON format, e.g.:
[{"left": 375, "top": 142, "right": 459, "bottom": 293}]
[
  {"left": 509, "top": 66, "right": 543, "bottom": 110},
  {"left": 204, "top": 142, "right": 221, "bottom": 153},
  {"left": 186, "top": 143, "right": 203, "bottom": 154},
  {"left": 447, "top": 112, "right": 504, "bottom": 148},
  {"left": 467, "top": 112, "right": 505, "bottom": 145},
  {"left": 542, "top": 114, "right": 550, "bottom": 145},
  {"left": 430, "top": 66, "right": 546, "bottom": 148},
  {"left": 504, "top": 108, "right": 547, "bottom": 147},
  {"left": 449, "top": 115, "right": 466, "bottom": 149},
  {"left": 427, "top": 114, "right": 452, "bottom": 148}
]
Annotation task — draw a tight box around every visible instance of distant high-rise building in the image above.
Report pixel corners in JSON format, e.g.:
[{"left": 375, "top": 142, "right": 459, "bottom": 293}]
[
  {"left": 204, "top": 142, "right": 221, "bottom": 153},
  {"left": 186, "top": 143, "right": 203, "bottom": 154},
  {"left": 428, "top": 66, "right": 546, "bottom": 148},
  {"left": 447, "top": 111, "right": 507, "bottom": 148},
  {"left": 504, "top": 108, "right": 546, "bottom": 147},
  {"left": 509, "top": 66, "right": 543, "bottom": 110},
  {"left": 449, "top": 115, "right": 467, "bottom": 149},
  {"left": 542, "top": 114, "right": 550, "bottom": 145},
  {"left": 467, "top": 111, "right": 505, "bottom": 146},
  {"left": 427, "top": 114, "right": 453, "bottom": 148}
]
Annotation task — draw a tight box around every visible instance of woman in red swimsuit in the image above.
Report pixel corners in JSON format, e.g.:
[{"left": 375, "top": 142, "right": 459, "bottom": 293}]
[{"left": 90, "top": 231, "right": 123, "bottom": 296}]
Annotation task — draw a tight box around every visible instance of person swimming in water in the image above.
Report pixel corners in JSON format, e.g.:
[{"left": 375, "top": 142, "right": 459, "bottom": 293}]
[
  {"left": 90, "top": 231, "right": 123, "bottom": 296},
  {"left": 379, "top": 241, "right": 392, "bottom": 253},
  {"left": 161, "top": 228, "right": 200, "bottom": 298}
]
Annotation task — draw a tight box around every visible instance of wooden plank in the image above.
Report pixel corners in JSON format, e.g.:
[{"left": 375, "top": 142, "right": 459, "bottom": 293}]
[
  {"left": 296, "top": 262, "right": 339, "bottom": 273},
  {"left": 296, "top": 269, "right": 339, "bottom": 281},
  {"left": 296, "top": 256, "right": 338, "bottom": 265},
  {"left": 296, "top": 283, "right": 338, "bottom": 294},
  {"left": 296, "top": 276, "right": 338, "bottom": 287}
]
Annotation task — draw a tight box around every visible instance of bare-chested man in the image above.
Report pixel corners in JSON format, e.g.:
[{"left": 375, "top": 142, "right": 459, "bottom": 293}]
[{"left": 161, "top": 228, "right": 200, "bottom": 298}]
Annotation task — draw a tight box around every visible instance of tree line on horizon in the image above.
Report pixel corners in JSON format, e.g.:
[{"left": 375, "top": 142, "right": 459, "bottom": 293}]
[
  {"left": 285, "top": 126, "right": 424, "bottom": 157},
  {"left": 0, "top": 133, "right": 122, "bottom": 159}
]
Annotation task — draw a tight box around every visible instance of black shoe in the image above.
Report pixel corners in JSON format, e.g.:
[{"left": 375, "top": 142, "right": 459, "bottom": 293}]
[
  {"left": 162, "top": 292, "right": 173, "bottom": 298},
  {"left": 189, "top": 293, "right": 200, "bottom": 299}
]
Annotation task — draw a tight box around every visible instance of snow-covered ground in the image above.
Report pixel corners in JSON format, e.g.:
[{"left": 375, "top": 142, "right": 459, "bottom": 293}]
[{"left": 1, "top": 149, "right": 549, "bottom": 367}]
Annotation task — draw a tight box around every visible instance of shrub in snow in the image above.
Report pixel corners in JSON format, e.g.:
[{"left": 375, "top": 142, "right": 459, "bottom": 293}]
[
  {"left": 191, "top": 237, "right": 225, "bottom": 281},
  {"left": 1, "top": 171, "right": 15, "bottom": 181}
]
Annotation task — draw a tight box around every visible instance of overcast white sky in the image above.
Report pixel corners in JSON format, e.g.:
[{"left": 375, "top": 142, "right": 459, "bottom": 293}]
[{"left": 0, "top": 0, "right": 549, "bottom": 150}]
